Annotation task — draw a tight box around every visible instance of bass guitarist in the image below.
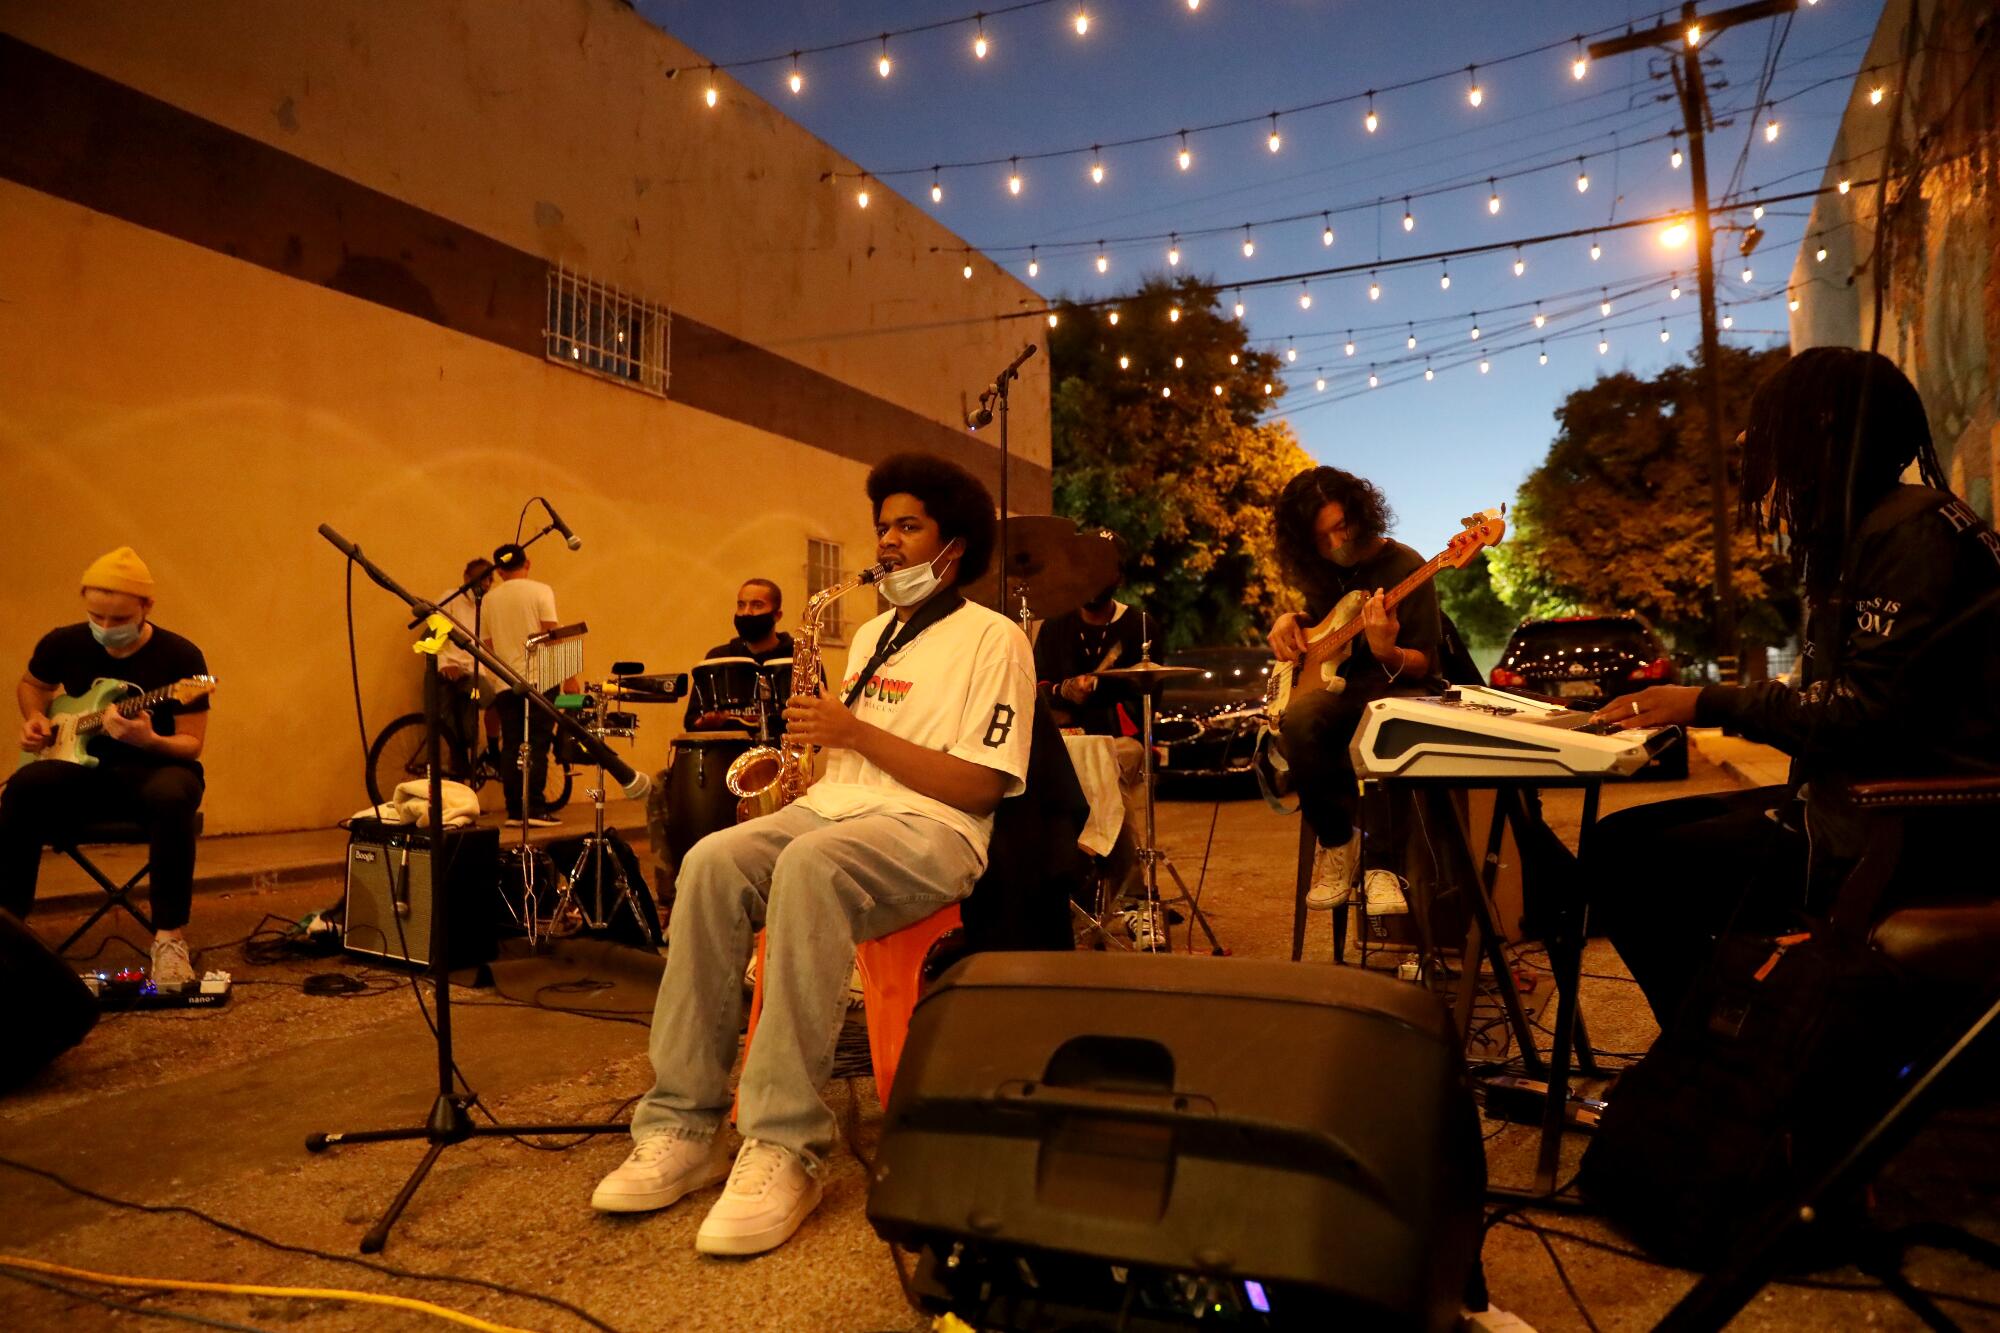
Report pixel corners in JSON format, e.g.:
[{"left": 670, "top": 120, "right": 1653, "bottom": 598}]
[
  {"left": 2, "top": 547, "right": 210, "bottom": 983},
  {"left": 1267, "top": 466, "right": 1444, "bottom": 917}
]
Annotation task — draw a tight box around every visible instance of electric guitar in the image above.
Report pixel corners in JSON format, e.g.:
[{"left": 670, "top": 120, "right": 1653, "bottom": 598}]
[
  {"left": 1263, "top": 511, "right": 1505, "bottom": 723},
  {"left": 19, "top": 676, "right": 218, "bottom": 769}
]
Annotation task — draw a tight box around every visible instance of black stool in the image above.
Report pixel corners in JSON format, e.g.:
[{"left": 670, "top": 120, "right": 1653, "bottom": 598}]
[{"left": 51, "top": 814, "right": 203, "bottom": 955}]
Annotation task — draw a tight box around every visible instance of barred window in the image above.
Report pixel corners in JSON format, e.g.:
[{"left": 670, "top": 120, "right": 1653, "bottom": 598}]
[
  {"left": 805, "top": 538, "right": 849, "bottom": 644},
  {"left": 545, "top": 263, "right": 670, "bottom": 395}
]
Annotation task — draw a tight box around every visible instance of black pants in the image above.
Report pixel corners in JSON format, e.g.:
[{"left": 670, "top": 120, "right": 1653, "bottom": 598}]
[
  {"left": 0, "top": 760, "right": 205, "bottom": 930},
  {"left": 497, "top": 689, "right": 558, "bottom": 819},
  {"left": 1280, "top": 681, "right": 1412, "bottom": 873},
  {"left": 1585, "top": 784, "right": 1820, "bottom": 1026}
]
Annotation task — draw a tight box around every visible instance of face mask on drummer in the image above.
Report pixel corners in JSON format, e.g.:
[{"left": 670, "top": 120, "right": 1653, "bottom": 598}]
[
  {"left": 734, "top": 612, "right": 776, "bottom": 642},
  {"left": 878, "top": 541, "right": 961, "bottom": 608}
]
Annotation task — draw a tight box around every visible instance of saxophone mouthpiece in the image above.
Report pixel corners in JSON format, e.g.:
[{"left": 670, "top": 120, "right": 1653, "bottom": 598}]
[{"left": 860, "top": 560, "right": 893, "bottom": 584}]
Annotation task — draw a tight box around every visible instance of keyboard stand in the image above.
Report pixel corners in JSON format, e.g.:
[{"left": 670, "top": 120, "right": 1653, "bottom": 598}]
[{"left": 1376, "top": 774, "right": 1604, "bottom": 1203}]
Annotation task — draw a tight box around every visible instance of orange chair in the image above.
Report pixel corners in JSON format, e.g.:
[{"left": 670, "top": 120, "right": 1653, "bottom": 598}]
[{"left": 741, "top": 902, "right": 962, "bottom": 1113}]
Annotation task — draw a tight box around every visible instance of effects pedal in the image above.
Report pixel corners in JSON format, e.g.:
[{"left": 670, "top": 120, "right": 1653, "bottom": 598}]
[
  {"left": 81, "top": 968, "right": 233, "bottom": 1012},
  {"left": 1478, "top": 1073, "right": 1605, "bottom": 1129}
]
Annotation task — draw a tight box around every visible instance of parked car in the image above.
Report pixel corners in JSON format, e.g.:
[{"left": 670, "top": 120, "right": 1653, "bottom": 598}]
[
  {"left": 1149, "top": 647, "right": 1275, "bottom": 781},
  {"left": 1489, "top": 614, "right": 1687, "bottom": 777}
]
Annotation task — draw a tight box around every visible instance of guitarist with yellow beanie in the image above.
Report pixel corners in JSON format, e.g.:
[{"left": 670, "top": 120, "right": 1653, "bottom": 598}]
[{"left": 3, "top": 547, "right": 212, "bottom": 984}]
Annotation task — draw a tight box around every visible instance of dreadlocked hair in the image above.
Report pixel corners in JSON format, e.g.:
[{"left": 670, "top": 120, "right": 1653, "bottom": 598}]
[
  {"left": 1741, "top": 346, "right": 1947, "bottom": 595},
  {"left": 1274, "top": 466, "right": 1395, "bottom": 600}
]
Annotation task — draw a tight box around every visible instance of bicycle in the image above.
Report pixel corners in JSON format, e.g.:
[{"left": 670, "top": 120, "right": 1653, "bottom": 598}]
[{"left": 366, "top": 702, "right": 574, "bottom": 814}]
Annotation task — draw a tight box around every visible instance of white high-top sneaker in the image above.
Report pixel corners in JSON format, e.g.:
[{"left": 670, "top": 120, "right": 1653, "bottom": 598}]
[
  {"left": 1363, "top": 868, "right": 1410, "bottom": 917},
  {"left": 1306, "top": 832, "right": 1359, "bottom": 909}
]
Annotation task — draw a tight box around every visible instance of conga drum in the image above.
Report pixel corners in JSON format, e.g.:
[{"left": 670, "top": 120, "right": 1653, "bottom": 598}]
[
  {"left": 657, "top": 734, "right": 755, "bottom": 917},
  {"left": 687, "top": 657, "right": 763, "bottom": 731}
]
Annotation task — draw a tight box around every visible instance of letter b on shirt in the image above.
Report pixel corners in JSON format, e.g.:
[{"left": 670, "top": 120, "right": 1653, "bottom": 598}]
[{"left": 982, "top": 703, "right": 1016, "bottom": 748}]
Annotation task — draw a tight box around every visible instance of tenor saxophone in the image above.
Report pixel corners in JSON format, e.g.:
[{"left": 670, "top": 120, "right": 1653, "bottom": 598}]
[{"left": 725, "top": 560, "right": 890, "bottom": 821}]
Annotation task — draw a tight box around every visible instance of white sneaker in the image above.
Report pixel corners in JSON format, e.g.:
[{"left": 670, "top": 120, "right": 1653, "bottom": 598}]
[
  {"left": 1364, "top": 869, "right": 1410, "bottom": 917},
  {"left": 590, "top": 1132, "right": 732, "bottom": 1213},
  {"left": 151, "top": 935, "right": 195, "bottom": 986},
  {"left": 695, "top": 1139, "right": 823, "bottom": 1256},
  {"left": 1305, "top": 834, "right": 1358, "bottom": 909}
]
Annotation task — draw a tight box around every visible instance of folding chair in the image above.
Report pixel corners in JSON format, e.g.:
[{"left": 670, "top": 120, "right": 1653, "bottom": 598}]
[{"left": 51, "top": 814, "right": 203, "bottom": 955}]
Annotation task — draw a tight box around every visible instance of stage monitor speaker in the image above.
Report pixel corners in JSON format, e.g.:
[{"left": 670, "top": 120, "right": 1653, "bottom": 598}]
[
  {"left": 343, "top": 821, "right": 499, "bottom": 971},
  {"left": 867, "top": 952, "right": 1484, "bottom": 1332},
  {"left": 0, "top": 907, "right": 98, "bottom": 1088}
]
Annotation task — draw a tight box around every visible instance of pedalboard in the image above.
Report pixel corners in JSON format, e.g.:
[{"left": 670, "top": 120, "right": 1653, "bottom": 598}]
[{"left": 81, "top": 968, "right": 234, "bottom": 1012}]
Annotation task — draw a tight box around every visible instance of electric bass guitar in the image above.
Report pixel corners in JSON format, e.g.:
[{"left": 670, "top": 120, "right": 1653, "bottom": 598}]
[
  {"left": 1263, "top": 511, "right": 1505, "bottom": 723},
  {"left": 19, "top": 676, "right": 218, "bottom": 769}
]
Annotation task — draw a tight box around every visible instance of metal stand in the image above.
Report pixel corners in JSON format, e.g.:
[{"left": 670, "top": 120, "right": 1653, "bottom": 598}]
[
  {"left": 1134, "top": 667, "right": 1225, "bottom": 956},
  {"left": 566, "top": 752, "right": 658, "bottom": 947},
  {"left": 308, "top": 529, "right": 636, "bottom": 1254}
]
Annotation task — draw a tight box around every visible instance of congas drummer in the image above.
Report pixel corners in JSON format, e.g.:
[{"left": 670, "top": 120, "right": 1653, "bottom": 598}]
[{"left": 684, "top": 578, "right": 794, "bottom": 733}]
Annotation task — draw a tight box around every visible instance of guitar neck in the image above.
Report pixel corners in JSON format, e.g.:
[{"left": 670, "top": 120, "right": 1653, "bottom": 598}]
[
  {"left": 79, "top": 683, "right": 181, "bottom": 736},
  {"left": 1302, "top": 550, "right": 1451, "bottom": 668}
]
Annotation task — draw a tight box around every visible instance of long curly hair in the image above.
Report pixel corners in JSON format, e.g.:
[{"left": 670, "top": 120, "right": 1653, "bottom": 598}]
[
  {"left": 865, "top": 452, "right": 999, "bottom": 586},
  {"left": 1741, "top": 347, "right": 1947, "bottom": 594},
  {"left": 1273, "top": 466, "right": 1395, "bottom": 596}
]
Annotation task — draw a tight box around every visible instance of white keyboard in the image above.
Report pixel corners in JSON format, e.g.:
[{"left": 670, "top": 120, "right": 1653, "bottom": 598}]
[{"left": 1350, "top": 687, "right": 1673, "bottom": 780}]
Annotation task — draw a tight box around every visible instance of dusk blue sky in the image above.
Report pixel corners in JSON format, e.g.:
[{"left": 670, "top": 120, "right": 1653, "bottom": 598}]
[{"left": 640, "top": 0, "right": 1885, "bottom": 554}]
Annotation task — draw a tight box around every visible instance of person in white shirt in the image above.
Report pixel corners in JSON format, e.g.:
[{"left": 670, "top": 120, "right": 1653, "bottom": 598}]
[
  {"left": 479, "top": 544, "right": 562, "bottom": 828},
  {"left": 591, "top": 453, "right": 1034, "bottom": 1258},
  {"left": 435, "top": 556, "right": 495, "bottom": 775}
]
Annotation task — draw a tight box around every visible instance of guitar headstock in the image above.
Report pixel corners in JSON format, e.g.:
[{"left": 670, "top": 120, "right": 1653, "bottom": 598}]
[
  {"left": 1443, "top": 508, "right": 1507, "bottom": 568},
  {"left": 165, "top": 676, "right": 218, "bottom": 706}
]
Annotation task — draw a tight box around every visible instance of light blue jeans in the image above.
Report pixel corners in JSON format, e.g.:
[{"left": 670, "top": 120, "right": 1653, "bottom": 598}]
[{"left": 630, "top": 802, "right": 979, "bottom": 1164}]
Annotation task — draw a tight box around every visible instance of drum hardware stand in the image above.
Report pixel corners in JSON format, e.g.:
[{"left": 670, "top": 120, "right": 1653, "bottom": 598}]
[
  {"left": 308, "top": 527, "right": 638, "bottom": 1254},
  {"left": 564, "top": 662, "right": 658, "bottom": 947},
  {"left": 1130, "top": 628, "right": 1225, "bottom": 957}
]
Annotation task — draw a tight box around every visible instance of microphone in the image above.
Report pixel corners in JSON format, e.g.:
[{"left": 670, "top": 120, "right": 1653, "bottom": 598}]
[
  {"left": 542, "top": 499, "right": 582, "bottom": 551},
  {"left": 620, "top": 769, "right": 652, "bottom": 801},
  {"left": 965, "top": 391, "right": 995, "bottom": 431},
  {"left": 1000, "top": 342, "right": 1039, "bottom": 379}
]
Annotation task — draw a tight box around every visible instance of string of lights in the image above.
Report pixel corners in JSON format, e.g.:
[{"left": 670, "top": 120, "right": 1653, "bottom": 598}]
[{"left": 711, "top": 12, "right": 1692, "bottom": 178}]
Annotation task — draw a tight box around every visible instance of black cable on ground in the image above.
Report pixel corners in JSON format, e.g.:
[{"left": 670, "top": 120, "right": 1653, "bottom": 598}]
[
  {"left": 0, "top": 1153, "right": 622, "bottom": 1333},
  {"left": 0, "top": 1266, "right": 276, "bottom": 1333}
]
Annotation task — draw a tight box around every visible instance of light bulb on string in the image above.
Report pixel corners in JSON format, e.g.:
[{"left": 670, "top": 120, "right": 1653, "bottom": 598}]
[
  {"left": 704, "top": 67, "right": 718, "bottom": 108},
  {"left": 1234, "top": 290, "right": 1246, "bottom": 319},
  {"left": 1228, "top": 353, "right": 1239, "bottom": 365},
  {"left": 1213, "top": 384, "right": 1224, "bottom": 396},
  {"left": 1368, "top": 273, "right": 1380, "bottom": 302},
  {"left": 931, "top": 171, "right": 943, "bottom": 204},
  {"left": 1575, "top": 158, "right": 1590, "bottom": 193},
  {"left": 1869, "top": 85, "right": 1885, "bottom": 106},
  {"left": 1425, "top": 362, "right": 1435, "bottom": 382},
  {"left": 1480, "top": 359, "right": 1490, "bottom": 374},
  {"left": 1402, "top": 198, "right": 1415, "bottom": 232},
  {"left": 1316, "top": 375, "right": 1326, "bottom": 392},
  {"left": 1572, "top": 40, "right": 1588, "bottom": 81},
  {"left": 877, "top": 36, "right": 892, "bottom": 79},
  {"left": 1345, "top": 332, "right": 1356, "bottom": 356},
  {"left": 1590, "top": 234, "right": 1602, "bottom": 261},
  {"left": 1369, "top": 367, "right": 1379, "bottom": 389},
  {"left": 1299, "top": 282, "right": 1312, "bottom": 310},
  {"left": 1007, "top": 157, "right": 1022, "bottom": 195},
  {"left": 1723, "top": 311, "right": 1735, "bottom": 330},
  {"left": 1090, "top": 148, "right": 1105, "bottom": 185},
  {"left": 1177, "top": 131, "right": 1192, "bottom": 172},
  {"left": 1670, "top": 133, "right": 1683, "bottom": 169},
  {"left": 973, "top": 18, "right": 988, "bottom": 59},
  {"left": 1166, "top": 234, "right": 1181, "bottom": 266},
  {"left": 1671, "top": 275, "right": 1682, "bottom": 299},
  {"left": 1027, "top": 246, "right": 1039, "bottom": 278},
  {"left": 1466, "top": 65, "right": 1482, "bottom": 108},
  {"left": 1286, "top": 338, "right": 1298, "bottom": 363},
  {"left": 1267, "top": 113, "right": 1282, "bottom": 154},
  {"left": 1048, "top": 311, "right": 1059, "bottom": 327},
  {"left": 962, "top": 261, "right": 973, "bottom": 280},
  {"left": 1074, "top": 10, "right": 1090, "bottom": 36},
  {"left": 1838, "top": 177, "right": 1851, "bottom": 195},
  {"left": 788, "top": 53, "right": 803, "bottom": 95},
  {"left": 1107, "top": 309, "right": 1119, "bottom": 325},
  {"left": 1752, "top": 203, "right": 1765, "bottom": 221},
  {"left": 1161, "top": 385, "right": 1171, "bottom": 398},
  {"left": 1764, "top": 116, "right": 1780, "bottom": 143},
  {"left": 857, "top": 181, "right": 871, "bottom": 208},
  {"left": 1096, "top": 245, "right": 1109, "bottom": 275},
  {"left": 1241, "top": 226, "right": 1255, "bottom": 259},
  {"left": 1600, "top": 290, "right": 1612, "bottom": 317},
  {"left": 1686, "top": 22, "right": 1702, "bottom": 47},
  {"left": 1534, "top": 303, "right": 1546, "bottom": 329},
  {"left": 1364, "top": 92, "right": 1379, "bottom": 134},
  {"left": 1189, "top": 0, "right": 1200, "bottom": 9},
  {"left": 1598, "top": 330, "right": 1609, "bottom": 355},
  {"left": 1174, "top": 355, "right": 1184, "bottom": 369},
  {"left": 1816, "top": 241, "right": 1828, "bottom": 263},
  {"left": 1118, "top": 355, "right": 1129, "bottom": 370},
  {"left": 1789, "top": 293, "right": 1801, "bottom": 312},
  {"left": 1659, "top": 320, "right": 1670, "bottom": 343},
  {"left": 1513, "top": 250, "right": 1526, "bottom": 277},
  {"left": 1488, "top": 179, "right": 1501, "bottom": 215},
  {"left": 1263, "top": 382, "right": 1273, "bottom": 396},
  {"left": 1439, "top": 264, "right": 1451, "bottom": 291},
  {"left": 1470, "top": 315, "right": 1481, "bottom": 341},
  {"left": 1322, "top": 213, "right": 1335, "bottom": 247},
  {"left": 1406, "top": 325, "right": 1417, "bottom": 350},
  {"left": 1539, "top": 343, "right": 1549, "bottom": 365},
  {"left": 1741, "top": 265, "right": 1754, "bottom": 282},
  {"left": 1169, "top": 305, "right": 1181, "bottom": 323}
]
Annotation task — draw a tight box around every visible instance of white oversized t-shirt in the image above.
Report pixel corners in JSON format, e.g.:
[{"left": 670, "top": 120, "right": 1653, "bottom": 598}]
[
  {"left": 798, "top": 598, "right": 1035, "bottom": 870},
  {"left": 479, "top": 577, "right": 558, "bottom": 678}
]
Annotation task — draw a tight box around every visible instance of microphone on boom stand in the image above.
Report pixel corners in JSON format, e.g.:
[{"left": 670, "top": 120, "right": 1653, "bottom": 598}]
[{"left": 541, "top": 498, "right": 583, "bottom": 551}]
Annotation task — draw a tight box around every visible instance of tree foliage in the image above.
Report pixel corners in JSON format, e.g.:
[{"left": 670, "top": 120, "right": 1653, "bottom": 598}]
[
  {"left": 1436, "top": 550, "right": 1518, "bottom": 650},
  {"left": 1049, "top": 274, "right": 1315, "bottom": 649},
  {"left": 1486, "top": 344, "right": 1798, "bottom": 661}
]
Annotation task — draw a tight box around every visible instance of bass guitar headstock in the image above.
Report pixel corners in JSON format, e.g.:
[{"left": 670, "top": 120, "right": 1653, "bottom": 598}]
[{"left": 1443, "top": 508, "right": 1507, "bottom": 568}]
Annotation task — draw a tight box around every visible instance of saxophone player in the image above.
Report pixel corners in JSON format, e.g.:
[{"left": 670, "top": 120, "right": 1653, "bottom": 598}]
[{"left": 593, "top": 452, "right": 1035, "bottom": 1257}]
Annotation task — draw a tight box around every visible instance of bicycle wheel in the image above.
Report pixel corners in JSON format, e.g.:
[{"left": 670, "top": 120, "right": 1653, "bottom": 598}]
[
  {"left": 366, "top": 713, "right": 435, "bottom": 809},
  {"left": 539, "top": 757, "right": 574, "bottom": 814}
]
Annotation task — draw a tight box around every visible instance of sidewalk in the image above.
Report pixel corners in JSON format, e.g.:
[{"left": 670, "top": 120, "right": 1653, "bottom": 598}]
[
  {"left": 32, "top": 798, "right": 650, "bottom": 912},
  {"left": 1688, "top": 727, "right": 1791, "bottom": 789}
]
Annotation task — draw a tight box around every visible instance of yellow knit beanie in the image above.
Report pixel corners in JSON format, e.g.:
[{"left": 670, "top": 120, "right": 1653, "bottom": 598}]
[{"left": 80, "top": 546, "right": 156, "bottom": 600}]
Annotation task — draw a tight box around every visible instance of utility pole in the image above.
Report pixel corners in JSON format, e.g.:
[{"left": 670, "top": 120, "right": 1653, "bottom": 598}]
[{"left": 1591, "top": 0, "right": 1795, "bottom": 685}]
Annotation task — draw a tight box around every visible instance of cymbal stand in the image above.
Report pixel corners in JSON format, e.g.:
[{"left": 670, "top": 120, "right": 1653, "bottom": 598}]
[
  {"left": 1132, "top": 637, "right": 1225, "bottom": 956},
  {"left": 564, "top": 683, "right": 657, "bottom": 948},
  {"left": 510, "top": 686, "right": 542, "bottom": 948}
]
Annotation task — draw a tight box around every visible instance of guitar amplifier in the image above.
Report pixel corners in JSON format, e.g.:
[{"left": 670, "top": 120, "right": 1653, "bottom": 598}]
[{"left": 343, "top": 821, "right": 499, "bottom": 971}]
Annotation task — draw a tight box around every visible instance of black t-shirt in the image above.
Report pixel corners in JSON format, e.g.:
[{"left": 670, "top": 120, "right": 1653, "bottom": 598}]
[
  {"left": 27, "top": 623, "right": 211, "bottom": 769},
  {"left": 1033, "top": 605, "right": 1148, "bottom": 736},
  {"left": 1300, "top": 540, "right": 1445, "bottom": 689}
]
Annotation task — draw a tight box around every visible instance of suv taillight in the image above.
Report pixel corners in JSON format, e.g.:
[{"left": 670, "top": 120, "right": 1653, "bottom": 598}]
[
  {"left": 1627, "top": 657, "right": 1674, "bottom": 681},
  {"left": 1490, "top": 666, "right": 1524, "bottom": 687}
]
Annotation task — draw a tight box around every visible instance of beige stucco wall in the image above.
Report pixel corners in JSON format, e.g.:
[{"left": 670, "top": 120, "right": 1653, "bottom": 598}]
[{"left": 0, "top": 0, "right": 1050, "bottom": 835}]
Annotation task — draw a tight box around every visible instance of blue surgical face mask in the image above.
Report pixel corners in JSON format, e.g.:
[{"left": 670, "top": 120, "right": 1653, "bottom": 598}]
[{"left": 90, "top": 619, "right": 143, "bottom": 650}]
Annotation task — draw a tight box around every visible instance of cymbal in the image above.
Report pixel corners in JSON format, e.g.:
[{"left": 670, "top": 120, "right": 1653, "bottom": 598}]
[
  {"left": 1093, "top": 660, "right": 1205, "bottom": 687},
  {"left": 964, "top": 516, "right": 1122, "bottom": 620}
]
